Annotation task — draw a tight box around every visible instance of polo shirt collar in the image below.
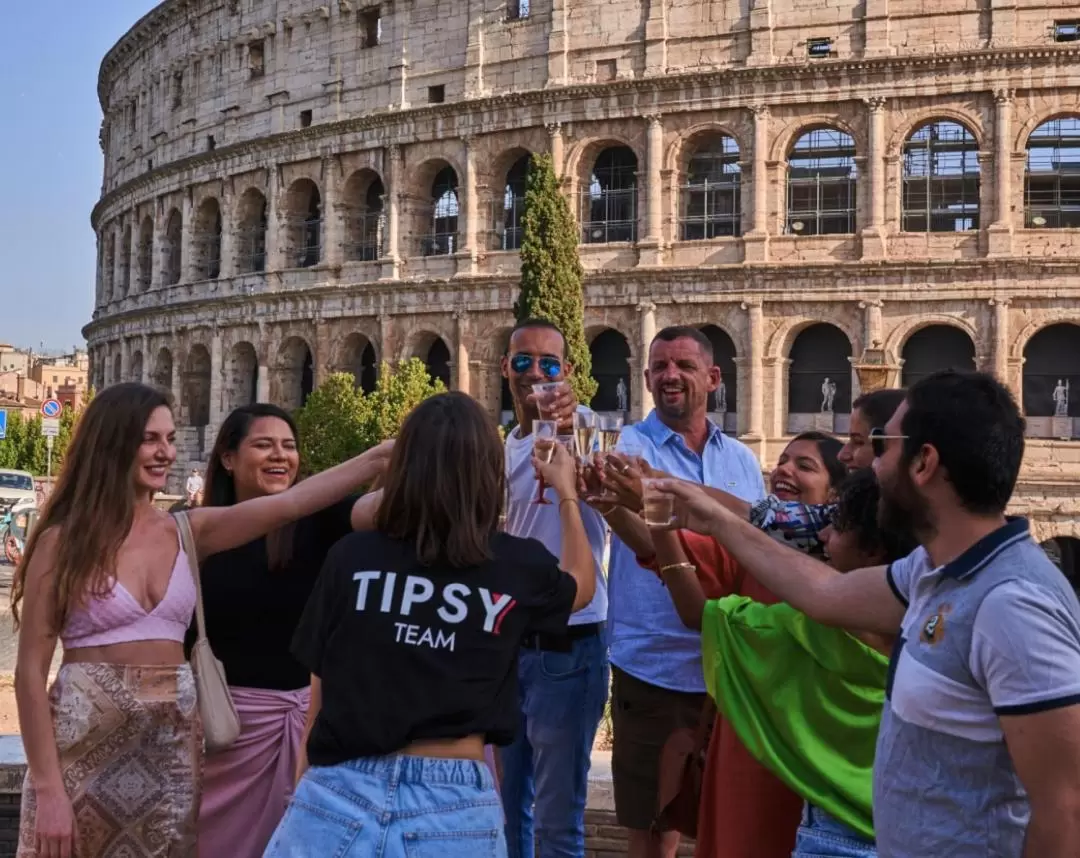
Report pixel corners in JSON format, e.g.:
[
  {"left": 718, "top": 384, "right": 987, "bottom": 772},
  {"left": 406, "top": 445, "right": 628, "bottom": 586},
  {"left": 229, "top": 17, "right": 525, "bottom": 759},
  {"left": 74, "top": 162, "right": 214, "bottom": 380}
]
[
  {"left": 642, "top": 410, "right": 725, "bottom": 450},
  {"left": 940, "top": 517, "right": 1030, "bottom": 580}
]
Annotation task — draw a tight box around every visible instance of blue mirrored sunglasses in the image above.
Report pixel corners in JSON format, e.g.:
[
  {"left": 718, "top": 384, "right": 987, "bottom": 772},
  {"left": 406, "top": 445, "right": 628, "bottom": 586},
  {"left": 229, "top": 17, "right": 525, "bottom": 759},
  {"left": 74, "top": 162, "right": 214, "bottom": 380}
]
[{"left": 509, "top": 353, "right": 562, "bottom": 379}]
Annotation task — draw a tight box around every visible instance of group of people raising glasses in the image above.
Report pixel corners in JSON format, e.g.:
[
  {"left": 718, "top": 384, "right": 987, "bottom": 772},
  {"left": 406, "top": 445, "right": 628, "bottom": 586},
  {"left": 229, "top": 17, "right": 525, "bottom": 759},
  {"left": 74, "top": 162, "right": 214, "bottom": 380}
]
[{"left": 12, "top": 318, "right": 1080, "bottom": 858}]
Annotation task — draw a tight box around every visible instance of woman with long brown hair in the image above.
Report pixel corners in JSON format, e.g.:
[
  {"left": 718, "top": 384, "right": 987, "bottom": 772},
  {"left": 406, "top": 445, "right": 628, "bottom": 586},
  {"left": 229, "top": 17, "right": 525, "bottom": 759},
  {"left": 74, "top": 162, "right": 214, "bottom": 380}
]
[
  {"left": 265, "top": 392, "right": 595, "bottom": 858},
  {"left": 12, "top": 383, "right": 391, "bottom": 858},
  {"left": 191, "top": 403, "right": 373, "bottom": 858}
]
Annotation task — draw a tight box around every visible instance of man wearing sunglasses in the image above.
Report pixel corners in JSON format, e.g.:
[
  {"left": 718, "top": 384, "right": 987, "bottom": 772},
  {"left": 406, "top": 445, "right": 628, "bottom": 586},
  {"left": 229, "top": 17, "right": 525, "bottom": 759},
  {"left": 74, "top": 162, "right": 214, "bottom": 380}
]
[
  {"left": 660, "top": 370, "right": 1080, "bottom": 858},
  {"left": 499, "top": 318, "right": 611, "bottom": 858}
]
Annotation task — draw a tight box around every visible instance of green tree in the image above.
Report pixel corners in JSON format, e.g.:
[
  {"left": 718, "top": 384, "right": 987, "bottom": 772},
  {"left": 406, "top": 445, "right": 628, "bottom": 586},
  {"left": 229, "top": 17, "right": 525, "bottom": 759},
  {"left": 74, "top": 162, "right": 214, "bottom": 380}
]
[
  {"left": 295, "top": 359, "right": 446, "bottom": 474},
  {"left": 515, "top": 153, "right": 598, "bottom": 404}
]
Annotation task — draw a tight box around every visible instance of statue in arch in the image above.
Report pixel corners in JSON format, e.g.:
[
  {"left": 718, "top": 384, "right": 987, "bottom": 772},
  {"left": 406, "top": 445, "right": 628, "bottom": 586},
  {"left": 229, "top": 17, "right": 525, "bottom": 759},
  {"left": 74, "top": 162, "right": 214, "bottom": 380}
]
[
  {"left": 1053, "top": 378, "right": 1070, "bottom": 418},
  {"left": 716, "top": 380, "right": 728, "bottom": 413},
  {"left": 616, "top": 377, "right": 628, "bottom": 413},
  {"left": 821, "top": 377, "right": 837, "bottom": 413}
]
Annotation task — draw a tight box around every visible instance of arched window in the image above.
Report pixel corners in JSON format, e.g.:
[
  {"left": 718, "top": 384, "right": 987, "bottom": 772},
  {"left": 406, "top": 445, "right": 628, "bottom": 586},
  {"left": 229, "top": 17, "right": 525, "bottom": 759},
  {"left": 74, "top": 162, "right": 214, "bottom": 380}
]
[
  {"left": 344, "top": 171, "right": 385, "bottom": 262},
  {"left": 338, "top": 333, "right": 378, "bottom": 393},
  {"left": 699, "top": 325, "right": 738, "bottom": 429},
  {"left": 163, "top": 208, "right": 183, "bottom": 286},
  {"left": 680, "top": 136, "right": 741, "bottom": 240},
  {"left": 193, "top": 198, "right": 222, "bottom": 280},
  {"left": 787, "top": 323, "right": 852, "bottom": 433},
  {"left": 225, "top": 342, "right": 258, "bottom": 411},
  {"left": 583, "top": 147, "right": 638, "bottom": 244},
  {"left": 900, "top": 325, "right": 976, "bottom": 388},
  {"left": 103, "top": 232, "right": 116, "bottom": 301},
  {"left": 589, "top": 329, "right": 632, "bottom": 413},
  {"left": 500, "top": 154, "right": 531, "bottom": 251},
  {"left": 1023, "top": 323, "right": 1080, "bottom": 439},
  {"left": 286, "top": 180, "right": 322, "bottom": 268},
  {"left": 119, "top": 226, "right": 132, "bottom": 296},
  {"left": 902, "top": 121, "right": 980, "bottom": 232},
  {"left": 1025, "top": 117, "right": 1080, "bottom": 229},
  {"left": 237, "top": 189, "right": 268, "bottom": 274},
  {"left": 422, "top": 167, "right": 460, "bottom": 256},
  {"left": 786, "top": 128, "right": 857, "bottom": 235},
  {"left": 425, "top": 338, "right": 452, "bottom": 388},
  {"left": 136, "top": 216, "right": 154, "bottom": 291},
  {"left": 152, "top": 348, "right": 173, "bottom": 390},
  {"left": 182, "top": 345, "right": 212, "bottom": 427},
  {"left": 275, "top": 337, "right": 314, "bottom": 409}
]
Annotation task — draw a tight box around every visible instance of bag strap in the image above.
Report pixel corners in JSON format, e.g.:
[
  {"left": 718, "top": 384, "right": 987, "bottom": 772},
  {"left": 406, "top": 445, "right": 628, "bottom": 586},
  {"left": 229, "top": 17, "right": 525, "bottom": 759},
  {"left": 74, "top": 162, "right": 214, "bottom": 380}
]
[{"left": 172, "top": 511, "right": 207, "bottom": 643}]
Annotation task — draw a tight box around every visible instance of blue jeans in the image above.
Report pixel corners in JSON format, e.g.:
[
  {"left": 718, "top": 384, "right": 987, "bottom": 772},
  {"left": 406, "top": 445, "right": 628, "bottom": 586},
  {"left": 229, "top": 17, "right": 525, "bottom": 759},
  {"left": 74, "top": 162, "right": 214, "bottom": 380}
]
[
  {"left": 500, "top": 630, "right": 609, "bottom": 858},
  {"left": 264, "top": 756, "right": 506, "bottom": 858},
  {"left": 793, "top": 803, "right": 877, "bottom": 858}
]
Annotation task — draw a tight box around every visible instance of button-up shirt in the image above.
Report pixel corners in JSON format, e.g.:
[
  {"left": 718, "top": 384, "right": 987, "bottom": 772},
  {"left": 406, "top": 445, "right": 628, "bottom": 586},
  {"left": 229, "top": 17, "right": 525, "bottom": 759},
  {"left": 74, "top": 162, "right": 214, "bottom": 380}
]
[{"left": 609, "top": 410, "right": 767, "bottom": 692}]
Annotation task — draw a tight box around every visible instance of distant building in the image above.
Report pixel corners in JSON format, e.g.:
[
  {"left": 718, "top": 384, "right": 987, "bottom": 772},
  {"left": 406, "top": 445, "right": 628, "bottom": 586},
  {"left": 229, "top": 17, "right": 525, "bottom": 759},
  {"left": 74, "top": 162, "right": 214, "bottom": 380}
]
[{"left": 0, "top": 345, "right": 30, "bottom": 376}]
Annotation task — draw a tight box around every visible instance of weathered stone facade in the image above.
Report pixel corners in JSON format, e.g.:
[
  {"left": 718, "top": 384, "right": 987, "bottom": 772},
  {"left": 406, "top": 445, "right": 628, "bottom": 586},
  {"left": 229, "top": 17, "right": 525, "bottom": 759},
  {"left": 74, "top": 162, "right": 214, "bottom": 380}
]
[{"left": 86, "top": 0, "right": 1080, "bottom": 553}]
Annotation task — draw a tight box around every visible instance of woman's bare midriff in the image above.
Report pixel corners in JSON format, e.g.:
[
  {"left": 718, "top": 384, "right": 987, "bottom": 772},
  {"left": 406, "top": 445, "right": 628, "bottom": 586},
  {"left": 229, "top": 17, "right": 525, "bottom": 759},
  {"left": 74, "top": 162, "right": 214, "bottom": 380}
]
[
  {"left": 62, "top": 640, "right": 187, "bottom": 666},
  {"left": 402, "top": 735, "right": 486, "bottom": 761}
]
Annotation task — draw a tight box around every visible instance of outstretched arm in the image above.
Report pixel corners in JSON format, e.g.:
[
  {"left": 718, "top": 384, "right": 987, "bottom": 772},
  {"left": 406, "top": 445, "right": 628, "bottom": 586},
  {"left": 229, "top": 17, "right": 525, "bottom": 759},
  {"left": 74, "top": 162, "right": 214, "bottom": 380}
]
[
  {"left": 658, "top": 480, "right": 905, "bottom": 635},
  {"left": 188, "top": 441, "right": 393, "bottom": 558}
]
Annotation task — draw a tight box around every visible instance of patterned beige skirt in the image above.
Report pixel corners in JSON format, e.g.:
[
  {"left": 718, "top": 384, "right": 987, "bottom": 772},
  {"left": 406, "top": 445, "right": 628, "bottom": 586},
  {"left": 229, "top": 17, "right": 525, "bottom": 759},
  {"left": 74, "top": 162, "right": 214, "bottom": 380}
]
[{"left": 18, "top": 663, "right": 203, "bottom": 858}]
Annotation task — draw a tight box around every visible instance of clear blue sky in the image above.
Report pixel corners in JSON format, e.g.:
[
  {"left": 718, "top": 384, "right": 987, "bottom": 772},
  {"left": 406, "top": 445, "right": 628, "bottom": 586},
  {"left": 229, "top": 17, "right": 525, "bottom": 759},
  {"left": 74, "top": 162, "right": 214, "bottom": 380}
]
[{"left": 0, "top": 1, "right": 158, "bottom": 352}]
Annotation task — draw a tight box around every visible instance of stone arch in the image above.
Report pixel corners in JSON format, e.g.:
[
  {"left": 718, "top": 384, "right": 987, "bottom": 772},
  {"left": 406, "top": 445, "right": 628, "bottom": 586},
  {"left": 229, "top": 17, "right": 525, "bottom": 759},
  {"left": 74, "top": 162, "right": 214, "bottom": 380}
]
[
  {"left": 699, "top": 324, "right": 738, "bottom": 421},
  {"left": 409, "top": 158, "right": 461, "bottom": 257},
  {"left": 1024, "top": 115, "right": 1080, "bottom": 229},
  {"left": 136, "top": 216, "right": 154, "bottom": 291},
  {"left": 342, "top": 169, "right": 386, "bottom": 262},
  {"left": 786, "top": 323, "right": 853, "bottom": 430},
  {"left": 1022, "top": 322, "right": 1080, "bottom": 424},
  {"left": 283, "top": 179, "right": 322, "bottom": 268},
  {"left": 182, "top": 344, "right": 212, "bottom": 428},
  {"left": 408, "top": 331, "right": 452, "bottom": 388},
  {"left": 274, "top": 336, "right": 314, "bottom": 410},
  {"left": 589, "top": 328, "right": 632, "bottom": 413},
  {"left": 495, "top": 149, "right": 533, "bottom": 251},
  {"left": 899, "top": 325, "right": 977, "bottom": 388},
  {"left": 770, "top": 115, "right": 860, "bottom": 164},
  {"left": 1016, "top": 109, "right": 1080, "bottom": 152},
  {"left": 337, "top": 332, "right": 379, "bottom": 393},
  {"left": 112, "top": 352, "right": 122, "bottom": 386},
  {"left": 192, "top": 196, "right": 222, "bottom": 280},
  {"left": 884, "top": 314, "right": 979, "bottom": 361},
  {"left": 888, "top": 108, "right": 985, "bottom": 156},
  {"left": 130, "top": 350, "right": 144, "bottom": 384},
  {"left": 581, "top": 144, "right": 640, "bottom": 244},
  {"left": 768, "top": 316, "right": 861, "bottom": 361},
  {"left": 900, "top": 119, "right": 981, "bottom": 232},
  {"left": 1011, "top": 313, "right": 1080, "bottom": 358},
  {"left": 676, "top": 130, "right": 744, "bottom": 240},
  {"left": 162, "top": 207, "right": 183, "bottom": 286},
  {"left": 785, "top": 125, "right": 858, "bottom": 235},
  {"left": 224, "top": 341, "right": 258, "bottom": 413},
  {"left": 119, "top": 224, "right": 132, "bottom": 297},
  {"left": 565, "top": 136, "right": 645, "bottom": 189},
  {"left": 665, "top": 123, "right": 748, "bottom": 176},
  {"left": 236, "top": 187, "right": 269, "bottom": 273},
  {"left": 103, "top": 231, "right": 117, "bottom": 302},
  {"left": 152, "top": 348, "right": 173, "bottom": 390}
]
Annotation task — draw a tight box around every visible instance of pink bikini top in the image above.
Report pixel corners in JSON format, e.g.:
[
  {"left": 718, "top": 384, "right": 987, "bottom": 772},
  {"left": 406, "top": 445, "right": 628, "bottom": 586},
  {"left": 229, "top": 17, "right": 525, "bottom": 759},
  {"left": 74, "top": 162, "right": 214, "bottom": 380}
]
[{"left": 61, "top": 539, "right": 196, "bottom": 649}]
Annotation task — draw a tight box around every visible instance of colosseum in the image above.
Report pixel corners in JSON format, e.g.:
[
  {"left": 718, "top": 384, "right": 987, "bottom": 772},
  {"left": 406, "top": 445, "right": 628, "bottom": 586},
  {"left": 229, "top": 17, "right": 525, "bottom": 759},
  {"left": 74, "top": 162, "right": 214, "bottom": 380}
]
[{"left": 86, "top": 0, "right": 1080, "bottom": 575}]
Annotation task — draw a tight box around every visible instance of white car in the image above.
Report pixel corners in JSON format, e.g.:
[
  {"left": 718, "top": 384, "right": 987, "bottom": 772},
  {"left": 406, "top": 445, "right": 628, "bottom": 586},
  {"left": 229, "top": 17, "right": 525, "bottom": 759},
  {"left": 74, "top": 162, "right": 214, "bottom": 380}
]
[{"left": 0, "top": 469, "right": 37, "bottom": 515}]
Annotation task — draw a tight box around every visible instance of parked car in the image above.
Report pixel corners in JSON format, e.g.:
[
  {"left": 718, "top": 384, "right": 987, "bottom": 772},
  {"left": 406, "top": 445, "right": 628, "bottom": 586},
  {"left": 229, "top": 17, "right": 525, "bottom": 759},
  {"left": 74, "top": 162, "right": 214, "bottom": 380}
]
[{"left": 0, "top": 469, "right": 36, "bottom": 514}]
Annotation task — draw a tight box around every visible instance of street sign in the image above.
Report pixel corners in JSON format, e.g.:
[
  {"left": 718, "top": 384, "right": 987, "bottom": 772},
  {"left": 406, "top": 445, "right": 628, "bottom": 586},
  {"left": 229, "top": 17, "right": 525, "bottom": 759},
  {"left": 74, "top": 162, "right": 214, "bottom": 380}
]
[
  {"left": 40, "top": 399, "right": 62, "bottom": 419},
  {"left": 0, "top": 409, "right": 6, "bottom": 440},
  {"left": 41, "top": 418, "right": 60, "bottom": 437}
]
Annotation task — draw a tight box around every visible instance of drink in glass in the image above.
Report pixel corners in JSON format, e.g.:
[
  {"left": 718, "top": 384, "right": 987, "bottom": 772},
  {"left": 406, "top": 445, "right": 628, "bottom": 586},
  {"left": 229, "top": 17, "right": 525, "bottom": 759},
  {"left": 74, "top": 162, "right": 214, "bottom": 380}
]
[
  {"left": 532, "top": 419, "right": 558, "bottom": 504},
  {"left": 641, "top": 477, "right": 675, "bottom": 528},
  {"left": 597, "top": 414, "right": 623, "bottom": 453},
  {"left": 573, "top": 411, "right": 598, "bottom": 462}
]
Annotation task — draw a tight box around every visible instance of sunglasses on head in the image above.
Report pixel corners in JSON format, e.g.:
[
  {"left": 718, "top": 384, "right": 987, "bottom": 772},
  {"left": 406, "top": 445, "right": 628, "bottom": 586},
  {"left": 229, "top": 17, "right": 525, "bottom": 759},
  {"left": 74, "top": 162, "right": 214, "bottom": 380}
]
[
  {"left": 509, "top": 353, "right": 562, "bottom": 379},
  {"left": 869, "top": 426, "right": 908, "bottom": 457}
]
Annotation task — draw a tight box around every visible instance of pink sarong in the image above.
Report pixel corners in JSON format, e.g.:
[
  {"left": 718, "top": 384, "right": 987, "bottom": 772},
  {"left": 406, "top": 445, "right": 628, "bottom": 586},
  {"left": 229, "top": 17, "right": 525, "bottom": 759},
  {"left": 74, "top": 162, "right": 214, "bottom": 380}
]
[{"left": 196, "top": 686, "right": 309, "bottom": 858}]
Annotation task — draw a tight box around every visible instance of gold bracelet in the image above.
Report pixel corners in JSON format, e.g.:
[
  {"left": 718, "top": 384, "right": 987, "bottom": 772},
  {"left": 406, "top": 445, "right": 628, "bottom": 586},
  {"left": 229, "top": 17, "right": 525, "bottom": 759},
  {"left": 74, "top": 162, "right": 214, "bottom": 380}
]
[
  {"left": 558, "top": 497, "right": 578, "bottom": 509},
  {"left": 659, "top": 562, "right": 696, "bottom": 576}
]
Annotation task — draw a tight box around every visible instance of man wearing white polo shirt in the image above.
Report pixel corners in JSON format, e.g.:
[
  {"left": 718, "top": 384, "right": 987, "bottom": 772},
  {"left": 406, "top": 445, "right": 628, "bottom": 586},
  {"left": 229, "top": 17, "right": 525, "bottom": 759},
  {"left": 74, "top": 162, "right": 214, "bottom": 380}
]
[{"left": 499, "top": 318, "right": 610, "bottom": 858}]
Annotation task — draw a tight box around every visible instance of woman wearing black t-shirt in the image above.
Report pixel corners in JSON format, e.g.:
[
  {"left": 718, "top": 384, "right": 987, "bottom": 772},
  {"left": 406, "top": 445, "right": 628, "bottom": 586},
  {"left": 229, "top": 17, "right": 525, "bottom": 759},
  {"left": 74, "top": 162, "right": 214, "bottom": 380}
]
[
  {"left": 265, "top": 392, "right": 595, "bottom": 858},
  {"left": 189, "top": 404, "right": 370, "bottom": 858}
]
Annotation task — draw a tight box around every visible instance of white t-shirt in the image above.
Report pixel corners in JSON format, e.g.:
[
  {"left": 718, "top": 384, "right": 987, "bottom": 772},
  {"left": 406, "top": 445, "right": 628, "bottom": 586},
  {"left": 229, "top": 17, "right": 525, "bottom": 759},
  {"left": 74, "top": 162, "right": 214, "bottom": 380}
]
[
  {"left": 503, "top": 408, "right": 609, "bottom": 626},
  {"left": 186, "top": 474, "right": 203, "bottom": 495}
]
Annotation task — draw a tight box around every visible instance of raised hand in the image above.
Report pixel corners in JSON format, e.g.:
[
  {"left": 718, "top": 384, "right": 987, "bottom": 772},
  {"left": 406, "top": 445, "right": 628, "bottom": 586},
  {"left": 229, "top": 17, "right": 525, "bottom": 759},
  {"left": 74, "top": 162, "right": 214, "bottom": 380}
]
[
  {"left": 533, "top": 441, "right": 579, "bottom": 500},
  {"left": 654, "top": 479, "right": 732, "bottom": 536},
  {"left": 597, "top": 453, "right": 645, "bottom": 512},
  {"left": 528, "top": 383, "right": 577, "bottom": 433}
]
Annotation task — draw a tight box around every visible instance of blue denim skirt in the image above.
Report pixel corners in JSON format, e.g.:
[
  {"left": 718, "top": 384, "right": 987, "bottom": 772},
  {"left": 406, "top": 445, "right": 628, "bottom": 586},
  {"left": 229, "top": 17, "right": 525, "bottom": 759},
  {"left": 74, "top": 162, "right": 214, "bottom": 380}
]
[
  {"left": 263, "top": 755, "right": 506, "bottom": 858},
  {"left": 793, "top": 802, "right": 877, "bottom": 858}
]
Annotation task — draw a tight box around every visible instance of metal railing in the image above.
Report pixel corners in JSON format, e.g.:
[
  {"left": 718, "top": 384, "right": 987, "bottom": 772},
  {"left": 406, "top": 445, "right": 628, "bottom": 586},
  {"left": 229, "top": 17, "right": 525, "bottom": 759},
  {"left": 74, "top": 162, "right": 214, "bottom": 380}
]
[
  {"left": 679, "top": 179, "right": 742, "bottom": 240},
  {"left": 344, "top": 210, "right": 386, "bottom": 261},
  {"left": 581, "top": 187, "right": 637, "bottom": 244}
]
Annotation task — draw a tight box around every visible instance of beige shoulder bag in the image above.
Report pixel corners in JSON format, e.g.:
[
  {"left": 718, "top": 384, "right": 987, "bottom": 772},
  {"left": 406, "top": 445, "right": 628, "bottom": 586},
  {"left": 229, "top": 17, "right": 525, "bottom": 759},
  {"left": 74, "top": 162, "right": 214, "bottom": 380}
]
[{"left": 173, "top": 511, "right": 241, "bottom": 752}]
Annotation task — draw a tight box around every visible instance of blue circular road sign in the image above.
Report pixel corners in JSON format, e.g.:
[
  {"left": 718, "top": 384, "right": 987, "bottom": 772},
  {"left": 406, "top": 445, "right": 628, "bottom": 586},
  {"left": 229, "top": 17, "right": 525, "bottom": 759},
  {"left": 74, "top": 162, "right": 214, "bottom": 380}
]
[{"left": 41, "top": 399, "right": 62, "bottom": 419}]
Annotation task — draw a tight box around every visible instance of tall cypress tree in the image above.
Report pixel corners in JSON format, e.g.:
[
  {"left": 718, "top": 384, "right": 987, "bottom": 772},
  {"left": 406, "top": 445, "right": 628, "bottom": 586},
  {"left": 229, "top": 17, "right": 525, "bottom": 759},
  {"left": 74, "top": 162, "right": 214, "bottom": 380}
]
[{"left": 514, "top": 153, "right": 598, "bottom": 404}]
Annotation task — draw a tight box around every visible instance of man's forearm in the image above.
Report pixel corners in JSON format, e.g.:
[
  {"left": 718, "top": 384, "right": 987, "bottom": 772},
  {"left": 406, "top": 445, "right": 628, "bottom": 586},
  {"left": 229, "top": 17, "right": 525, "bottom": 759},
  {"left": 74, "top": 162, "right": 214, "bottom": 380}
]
[{"left": 707, "top": 512, "right": 837, "bottom": 617}]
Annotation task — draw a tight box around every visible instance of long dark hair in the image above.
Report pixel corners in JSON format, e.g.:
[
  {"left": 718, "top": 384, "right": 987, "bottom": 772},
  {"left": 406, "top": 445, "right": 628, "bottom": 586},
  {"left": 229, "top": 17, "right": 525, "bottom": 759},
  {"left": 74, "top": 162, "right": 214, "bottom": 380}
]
[
  {"left": 203, "top": 403, "right": 299, "bottom": 569},
  {"left": 789, "top": 431, "right": 846, "bottom": 489},
  {"left": 12, "top": 383, "right": 173, "bottom": 632},
  {"left": 376, "top": 392, "right": 505, "bottom": 567}
]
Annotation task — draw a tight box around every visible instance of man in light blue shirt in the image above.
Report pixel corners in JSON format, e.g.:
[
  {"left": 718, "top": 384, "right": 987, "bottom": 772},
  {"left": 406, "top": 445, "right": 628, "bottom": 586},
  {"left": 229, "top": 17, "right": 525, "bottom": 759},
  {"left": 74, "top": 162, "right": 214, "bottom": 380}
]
[{"left": 609, "top": 325, "right": 766, "bottom": 858}]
